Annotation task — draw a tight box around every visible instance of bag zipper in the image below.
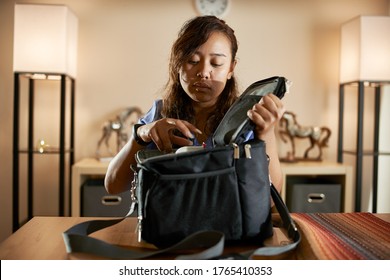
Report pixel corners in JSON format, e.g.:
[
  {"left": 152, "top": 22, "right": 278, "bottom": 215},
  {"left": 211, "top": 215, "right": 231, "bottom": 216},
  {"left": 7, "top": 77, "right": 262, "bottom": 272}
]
[
  {"left": 233, "top": 143, "right": 253, "bottom": 159},
  {"left": 244, "top": 144, "right": 252, "bottom": 159},
  {"left": 233, "top": 143, "right": 240, "bottom": 159},
  {"left": 136, "top": 217, "right": 143, "bottom": 242}
]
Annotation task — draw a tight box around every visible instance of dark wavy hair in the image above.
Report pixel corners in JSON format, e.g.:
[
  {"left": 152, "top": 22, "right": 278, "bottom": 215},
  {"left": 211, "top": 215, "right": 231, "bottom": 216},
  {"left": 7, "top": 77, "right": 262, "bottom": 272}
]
[{"left": 162, "top": 16, "right": 239, "bottom": 135}]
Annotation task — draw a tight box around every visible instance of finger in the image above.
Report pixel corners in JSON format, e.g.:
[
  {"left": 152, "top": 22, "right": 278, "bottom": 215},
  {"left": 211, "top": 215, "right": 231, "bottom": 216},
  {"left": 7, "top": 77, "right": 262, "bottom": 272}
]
[
  {"left": 259, "top": 95, "right": 277, "bottom": 111},
  {"left": 247, "top": 107, "right": 267, "bottom": 130},
  {"left": 169, "top": 119, "right": 202, "bottom": 139},
  {"left": 149, "top": 121, "right": 176, "bottom": 152},
  {"left": 258, "top": 94, "right": 285, "bottom": 120},
  {"left": 156, "top": 119, "right": 195, "bottom": 152},
  {"left": 248, "top": 103, "right": 279, "bottom": 132},
  {"left": 253, "top": 104, "right": 275, "bottom": 124},
  {"left": 148, "top": 127, "right": 170, "bottom": 152},
  {"left": 149, "top": 118, "right": 202, "bottom": 152},
  {"left": 171, "top": 135, "right": 194, "bottom": 147}
]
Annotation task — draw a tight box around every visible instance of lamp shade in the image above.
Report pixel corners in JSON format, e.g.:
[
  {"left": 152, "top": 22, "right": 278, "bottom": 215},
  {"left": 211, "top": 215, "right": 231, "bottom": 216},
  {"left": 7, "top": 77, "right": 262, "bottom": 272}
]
[
  {"left": 339, "top": 16, "right": 390, "bottom": 84},
  {"left": 13, "top": 4, "right": 78, "bottom": 78}
]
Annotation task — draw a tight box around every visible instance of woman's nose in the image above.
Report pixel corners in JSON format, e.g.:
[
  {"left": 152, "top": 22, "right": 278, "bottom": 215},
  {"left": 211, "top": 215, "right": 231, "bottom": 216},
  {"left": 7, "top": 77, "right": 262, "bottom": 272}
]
[
  {"left": 196, "top": 63, "right": 212, "bottom": 79},
  {"left": 196, "top": 71, "right": 210, "bottom": 79}
]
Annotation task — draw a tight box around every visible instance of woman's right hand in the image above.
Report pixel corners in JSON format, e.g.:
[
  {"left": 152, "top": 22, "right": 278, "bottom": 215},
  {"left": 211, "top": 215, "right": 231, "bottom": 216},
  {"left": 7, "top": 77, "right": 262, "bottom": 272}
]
[{"left": 137, "top": 118, "right": 202, "bottom": 152}]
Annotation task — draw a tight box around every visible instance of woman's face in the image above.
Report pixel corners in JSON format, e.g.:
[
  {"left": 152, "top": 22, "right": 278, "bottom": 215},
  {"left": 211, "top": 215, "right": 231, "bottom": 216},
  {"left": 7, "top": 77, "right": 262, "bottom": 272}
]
[{"left": 179, "top": 32, "right": 236, "bottom": 109}]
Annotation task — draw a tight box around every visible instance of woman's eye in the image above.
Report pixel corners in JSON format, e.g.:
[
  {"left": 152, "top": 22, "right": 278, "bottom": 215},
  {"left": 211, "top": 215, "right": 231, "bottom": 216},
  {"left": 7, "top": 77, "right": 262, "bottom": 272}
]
[
  {"left": 211, "top": 59, "right": 224, "bottom": 67},
  {"left": 188, "top": 60, "right": 199, "bottom": 65}
]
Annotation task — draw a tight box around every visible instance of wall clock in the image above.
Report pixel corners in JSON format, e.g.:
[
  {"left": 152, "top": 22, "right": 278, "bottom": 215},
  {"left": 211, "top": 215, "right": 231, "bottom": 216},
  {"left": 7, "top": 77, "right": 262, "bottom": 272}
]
[{"left": 194, "top": 0, "right": 231, "bottom": 18}]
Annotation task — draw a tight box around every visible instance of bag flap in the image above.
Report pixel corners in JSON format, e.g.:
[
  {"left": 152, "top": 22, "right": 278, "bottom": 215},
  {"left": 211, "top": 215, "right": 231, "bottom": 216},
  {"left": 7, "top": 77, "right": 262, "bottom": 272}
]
[{"left": 212, "top": 76, "right": 289, "bottom": 147}]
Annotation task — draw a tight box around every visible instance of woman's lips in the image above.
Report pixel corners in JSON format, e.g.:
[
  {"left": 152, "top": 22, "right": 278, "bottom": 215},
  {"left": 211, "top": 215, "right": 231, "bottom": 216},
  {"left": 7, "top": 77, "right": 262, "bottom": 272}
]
[{"left": 193, "top": 82, "right": 211, "bottom": 91}]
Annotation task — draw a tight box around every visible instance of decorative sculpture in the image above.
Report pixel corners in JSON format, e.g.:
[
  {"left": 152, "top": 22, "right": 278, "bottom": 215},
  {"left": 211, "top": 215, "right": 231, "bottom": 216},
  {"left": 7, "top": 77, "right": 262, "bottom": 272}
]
[
  {"left": 278, "top": 111, "right": 331, "bottom": 162},
  {"left": 96, "top": 106, "right": 143, "bottom": 159}
]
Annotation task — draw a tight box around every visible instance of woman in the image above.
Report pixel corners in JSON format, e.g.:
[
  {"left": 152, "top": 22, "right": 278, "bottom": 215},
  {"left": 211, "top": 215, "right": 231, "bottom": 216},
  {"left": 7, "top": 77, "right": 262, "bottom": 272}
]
[{"left": 105, "top": 16, "right": 285, "bottom": 195}]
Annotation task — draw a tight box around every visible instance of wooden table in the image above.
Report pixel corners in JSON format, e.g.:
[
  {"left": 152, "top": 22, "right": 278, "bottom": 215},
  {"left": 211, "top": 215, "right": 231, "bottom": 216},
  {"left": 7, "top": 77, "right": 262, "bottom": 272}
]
[
  {"left": 1, "top": 214, "right": 389, "bottom": 260},
  {"left": 0, "top": 216, "right": 290, "bottom": 260}
]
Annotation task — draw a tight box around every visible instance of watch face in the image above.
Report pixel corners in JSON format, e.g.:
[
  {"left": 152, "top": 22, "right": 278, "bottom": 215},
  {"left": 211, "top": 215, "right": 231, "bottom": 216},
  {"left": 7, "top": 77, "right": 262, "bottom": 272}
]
[{"left": 195, "top": 0, "right": 230, "bottom": 17}]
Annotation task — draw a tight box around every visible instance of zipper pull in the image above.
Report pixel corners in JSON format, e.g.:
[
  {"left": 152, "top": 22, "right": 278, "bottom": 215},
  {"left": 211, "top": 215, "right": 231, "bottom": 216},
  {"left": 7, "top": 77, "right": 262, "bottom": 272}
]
[
  {"left": 127, "top": 168, "right": 138, "bottom": 217},
  {"left": 244, "top": 144, "right": 252, "bottom": 159},
  {"left": 136, "top": 216, "right": 143, "bottom": 242},
  {"left": 126, "top": 201, "right": 136, "bottom": 217},
  {"left": 233, "top": 143, "right": 240, "bottom": 159}
]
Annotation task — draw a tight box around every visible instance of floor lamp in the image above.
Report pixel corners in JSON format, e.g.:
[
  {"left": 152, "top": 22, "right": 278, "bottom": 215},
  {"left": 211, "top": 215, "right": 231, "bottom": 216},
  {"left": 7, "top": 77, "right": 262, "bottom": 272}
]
[
  {"left": 337, "top": 16, "right": 390, "bottom": 212},
  {"left": 12, "top": 4, "right": 78, "bottom": 230}
]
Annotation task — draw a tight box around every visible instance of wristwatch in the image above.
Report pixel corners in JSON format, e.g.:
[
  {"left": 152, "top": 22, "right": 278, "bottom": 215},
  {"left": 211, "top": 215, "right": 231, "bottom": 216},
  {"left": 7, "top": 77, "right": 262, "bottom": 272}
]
[{"left": 132, "top": 124, "right": 151, "bottom": 146}]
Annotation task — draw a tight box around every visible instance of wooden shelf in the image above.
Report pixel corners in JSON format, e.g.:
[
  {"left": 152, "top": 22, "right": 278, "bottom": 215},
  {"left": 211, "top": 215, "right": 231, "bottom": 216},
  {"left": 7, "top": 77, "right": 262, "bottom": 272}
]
[
  {"left": 281, "top": 161, "right": 354, "bottom": 212},
  {"left": 71, "top": 158, "right": 109, "bottom": 216}
]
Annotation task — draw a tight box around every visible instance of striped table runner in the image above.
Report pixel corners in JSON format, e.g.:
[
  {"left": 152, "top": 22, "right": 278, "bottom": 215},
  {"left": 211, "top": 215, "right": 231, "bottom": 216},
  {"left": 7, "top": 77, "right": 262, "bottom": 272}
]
[{"left": 291, "top": 212, "right": 390, "bottom": 260}]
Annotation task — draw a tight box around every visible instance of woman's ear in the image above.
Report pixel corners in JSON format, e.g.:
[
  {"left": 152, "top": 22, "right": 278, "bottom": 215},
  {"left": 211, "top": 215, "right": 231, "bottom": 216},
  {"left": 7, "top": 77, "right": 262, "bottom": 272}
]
[{"left": 227, "top": 59, "right": 237, "bottom": 79}]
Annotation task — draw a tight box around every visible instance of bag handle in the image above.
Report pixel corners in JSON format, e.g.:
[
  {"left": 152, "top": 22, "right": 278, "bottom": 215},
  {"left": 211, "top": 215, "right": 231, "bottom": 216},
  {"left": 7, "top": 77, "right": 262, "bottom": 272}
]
[{"left": 62, "top": 184, "right": 300, "bottom": 260}]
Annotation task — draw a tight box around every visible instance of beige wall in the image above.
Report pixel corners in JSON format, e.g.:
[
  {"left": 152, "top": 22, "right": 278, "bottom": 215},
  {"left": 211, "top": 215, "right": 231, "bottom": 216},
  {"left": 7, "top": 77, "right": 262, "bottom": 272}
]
[{"left": 0, "top": 0, "right": 389, "bottom": 242}]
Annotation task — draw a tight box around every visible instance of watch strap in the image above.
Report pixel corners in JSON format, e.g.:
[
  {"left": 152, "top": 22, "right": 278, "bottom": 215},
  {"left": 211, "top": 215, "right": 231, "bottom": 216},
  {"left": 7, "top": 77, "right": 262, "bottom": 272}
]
[{"left": 133, "top": 124, "right": 151, "bottom": 146}]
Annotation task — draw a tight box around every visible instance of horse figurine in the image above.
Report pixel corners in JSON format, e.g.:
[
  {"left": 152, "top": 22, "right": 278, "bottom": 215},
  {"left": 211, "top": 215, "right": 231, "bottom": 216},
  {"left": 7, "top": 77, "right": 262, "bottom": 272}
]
[
  {"left": 96, "top": 106, "right": 143, "bottom": 158},
  {"left": 279, "top": 111, "right": 331, "bottom": 161}
]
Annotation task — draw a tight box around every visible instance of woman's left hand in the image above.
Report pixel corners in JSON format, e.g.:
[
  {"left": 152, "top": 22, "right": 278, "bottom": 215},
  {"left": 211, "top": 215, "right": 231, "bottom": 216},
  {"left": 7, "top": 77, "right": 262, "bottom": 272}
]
[{"left": 247, "top": 93, "right": 285, "bottom": 140}]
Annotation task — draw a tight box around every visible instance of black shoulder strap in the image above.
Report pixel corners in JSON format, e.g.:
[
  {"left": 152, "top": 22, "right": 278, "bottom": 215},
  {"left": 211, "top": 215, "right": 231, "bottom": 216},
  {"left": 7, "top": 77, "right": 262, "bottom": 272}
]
[
  {"left": 213, "top": 76, "right": 288, "bottom": 147},
  {"left": 62, "top": 184, "right": 300, "bottom": 260},
  {"left": 246, "top": 184, "right": 301, "bottom": 259}
]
